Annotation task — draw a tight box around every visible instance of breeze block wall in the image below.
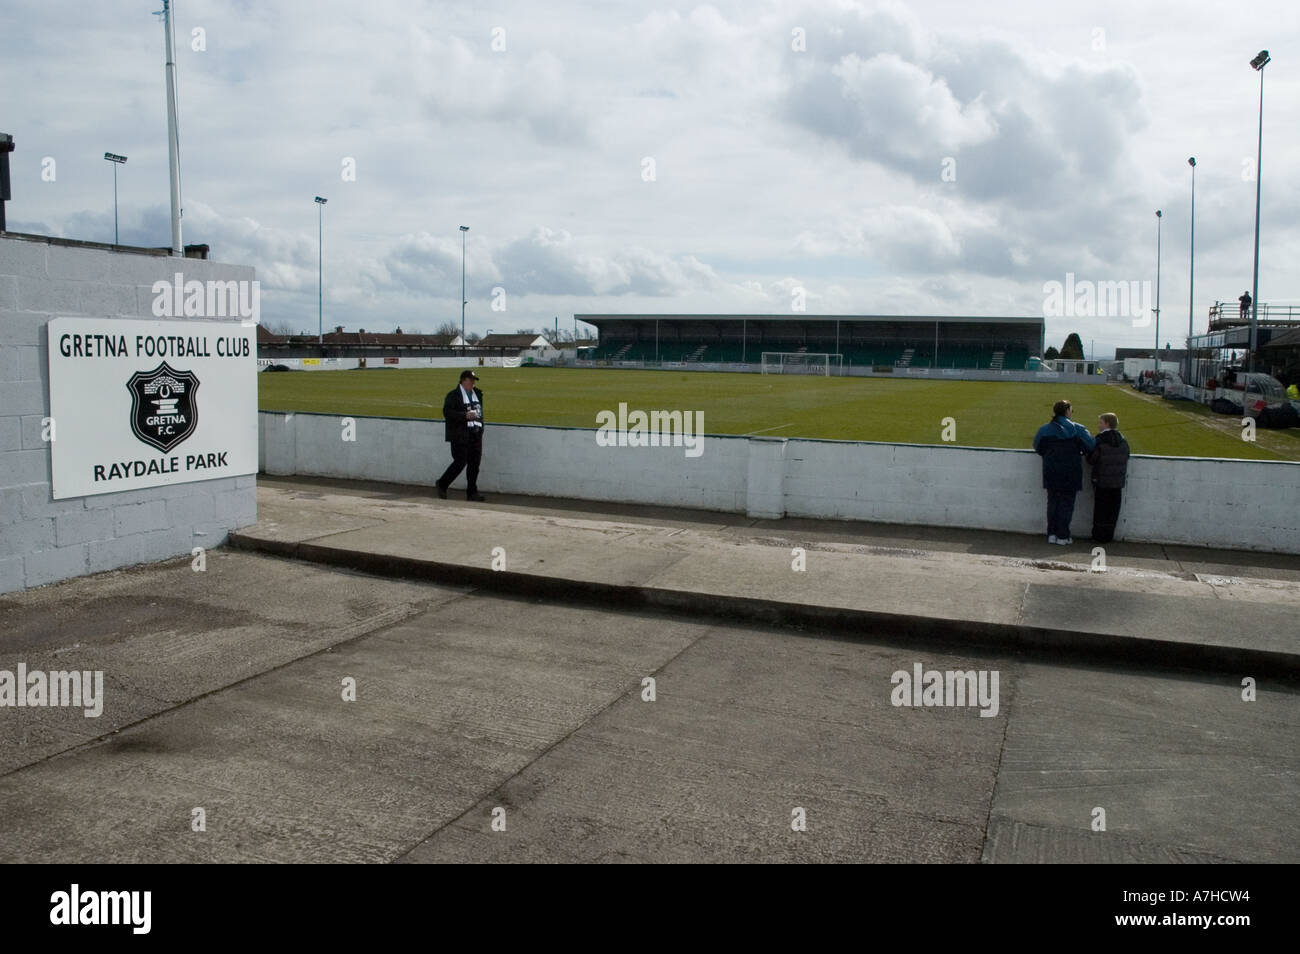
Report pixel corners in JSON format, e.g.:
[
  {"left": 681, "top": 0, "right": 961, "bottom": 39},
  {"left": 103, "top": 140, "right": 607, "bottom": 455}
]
[
  {"left": 0, "top": 233, "right": 257, "bottom": 595},
  {"left": 259, "top": 410, "right": 1300, "bottom": 556}
]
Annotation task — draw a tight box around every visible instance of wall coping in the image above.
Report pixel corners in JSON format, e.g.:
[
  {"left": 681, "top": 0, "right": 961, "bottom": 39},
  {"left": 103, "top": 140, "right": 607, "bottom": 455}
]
[
  {"left": 0, "top": 230, "right": 212, "bottom": 260},
  {"left": 256, "top": 411, "right": 1300, "bottom": 466}
]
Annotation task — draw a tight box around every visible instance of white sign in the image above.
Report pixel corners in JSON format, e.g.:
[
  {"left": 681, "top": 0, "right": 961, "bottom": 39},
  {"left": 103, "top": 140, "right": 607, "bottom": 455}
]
[{"left": 47, "top": 317, "right": 257, "bottom": 499}]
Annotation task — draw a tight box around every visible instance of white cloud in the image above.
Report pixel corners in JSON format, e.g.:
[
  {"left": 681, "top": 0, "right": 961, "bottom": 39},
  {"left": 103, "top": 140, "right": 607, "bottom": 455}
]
[{"left": 0, "top": 0, "right": 1294, "bottom": 352}]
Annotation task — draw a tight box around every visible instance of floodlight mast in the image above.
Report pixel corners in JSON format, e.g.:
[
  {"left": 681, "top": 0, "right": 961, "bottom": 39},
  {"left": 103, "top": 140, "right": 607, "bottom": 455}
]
[
  {"left": 158, "top": 0, "right": 183, "bottom": 255},
  {"left": 104, "top": 153, "right": 127, "bottom": 245},
  {"left": 1154, "top": 210, "right": 1162, "bottom": 374},
  {"left": 315, "top": 197, "right": 327, "bottom": 346},
  {"left": 1248, "top": 50, "right": 1269, "bottom": 373},
  {"left": 460, "top": 225, "right": 469, "bottom": 343},
  {"left": 1187, "top": 158, "right": 1195, "bottom": 385}
]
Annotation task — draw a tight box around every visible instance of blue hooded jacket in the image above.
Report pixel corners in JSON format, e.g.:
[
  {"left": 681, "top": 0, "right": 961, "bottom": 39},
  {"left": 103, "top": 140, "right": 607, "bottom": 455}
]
[{"left": 1033, "top": 416, "right": 1096, "bottom": 491}]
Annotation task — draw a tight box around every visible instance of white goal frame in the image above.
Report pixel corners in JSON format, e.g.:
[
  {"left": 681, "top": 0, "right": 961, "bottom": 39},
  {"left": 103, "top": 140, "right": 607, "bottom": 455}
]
[{"left": 760, "top": 352, "right": 842, "bottom": 376}]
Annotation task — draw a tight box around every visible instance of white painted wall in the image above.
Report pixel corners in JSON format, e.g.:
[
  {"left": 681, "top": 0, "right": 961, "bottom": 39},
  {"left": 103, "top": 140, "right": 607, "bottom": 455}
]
[
  {"left": 1, "top": 234, "right": 258, "bottom": 594},
  {"left": 259, "top": 411, "right": 1300, "bottom": 554}
]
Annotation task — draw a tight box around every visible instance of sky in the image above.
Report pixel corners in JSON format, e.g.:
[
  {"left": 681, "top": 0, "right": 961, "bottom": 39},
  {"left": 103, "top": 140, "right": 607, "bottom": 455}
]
[{"left": 2, "top": 0, "right": 1296, "bottom": 356}]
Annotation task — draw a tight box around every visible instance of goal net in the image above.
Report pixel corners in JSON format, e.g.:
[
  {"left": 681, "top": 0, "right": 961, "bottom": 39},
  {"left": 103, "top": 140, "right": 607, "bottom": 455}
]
[{"left": 760, "top": 352, "right": 842, "bottom": 376}]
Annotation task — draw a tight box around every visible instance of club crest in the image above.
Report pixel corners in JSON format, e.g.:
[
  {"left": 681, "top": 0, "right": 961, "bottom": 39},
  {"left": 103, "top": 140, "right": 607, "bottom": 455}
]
[{"left": 126, "top": 362, "right": 200, "bottom": 453}]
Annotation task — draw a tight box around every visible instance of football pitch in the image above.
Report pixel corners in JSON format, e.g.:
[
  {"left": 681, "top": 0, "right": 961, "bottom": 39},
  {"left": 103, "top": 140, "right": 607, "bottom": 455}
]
[{"left": 258, "top": 366, "right": 1300, "bottom": 461}]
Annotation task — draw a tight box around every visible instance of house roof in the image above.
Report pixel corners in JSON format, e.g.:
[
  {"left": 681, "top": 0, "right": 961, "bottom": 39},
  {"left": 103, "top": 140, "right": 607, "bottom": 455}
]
[
  {"left": 576, "top": 314, "right": 1042, "bottom": 326},
  {"left": 257, "top": 327, "right": 460, "bottom": 347}
]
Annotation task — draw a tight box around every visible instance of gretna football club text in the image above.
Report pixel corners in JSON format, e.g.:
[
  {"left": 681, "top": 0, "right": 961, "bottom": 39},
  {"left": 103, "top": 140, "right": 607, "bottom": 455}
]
[{"left": 57, "top": 332, "right": 250, "bottom": 359}]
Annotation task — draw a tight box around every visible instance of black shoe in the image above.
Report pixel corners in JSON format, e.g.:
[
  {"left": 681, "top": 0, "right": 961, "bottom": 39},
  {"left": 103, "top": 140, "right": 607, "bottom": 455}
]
[
  {"left": 467, "top": 492, "right": 486, "bottom": 502},
  {"left": 435, "top": 483, "right": 447, "bottom": 499}
]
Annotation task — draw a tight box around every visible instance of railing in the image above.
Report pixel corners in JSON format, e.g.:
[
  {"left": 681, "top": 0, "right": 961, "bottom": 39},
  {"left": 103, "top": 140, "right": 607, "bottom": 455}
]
[{"left": 1208, "top": 301, "right": 1300, "bottom": 329}]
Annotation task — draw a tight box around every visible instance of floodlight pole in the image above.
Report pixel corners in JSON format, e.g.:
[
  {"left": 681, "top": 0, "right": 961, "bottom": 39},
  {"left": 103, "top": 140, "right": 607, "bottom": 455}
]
[
  {"left": 161, "top": 0, "right": 182, "bottom": 255},
  {"left": 1154, "top": 210, "right": 1162, "bottom": 374},
  {"left": 459, "top": 225, "right": 469, "bottom": 343},
  {"left": 1187, "top": 157, "right": 1196, "bottom": 385},
  {"left": 104, "top": 152, "right": 127, "bottom": 245},
  {"left": 1248, "top": 50, "right": 1269, "bottom": 375},
  {"left": 315, "top": 196, "right": 327, "bottom": 346}
]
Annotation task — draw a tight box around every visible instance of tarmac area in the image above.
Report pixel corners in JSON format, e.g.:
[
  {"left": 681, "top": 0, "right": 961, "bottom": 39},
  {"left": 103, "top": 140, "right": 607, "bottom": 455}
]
[{"left": 0, "top": 477, "right": 1296, "bottom": 863}]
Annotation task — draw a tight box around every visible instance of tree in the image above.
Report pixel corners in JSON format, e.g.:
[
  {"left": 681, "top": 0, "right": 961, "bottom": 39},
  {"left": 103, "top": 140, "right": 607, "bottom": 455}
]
[
  {"left": 434, "top": 320, "right": 461, "bottom": 337},
  {"left": 1060, "top": 333, "right": 1085, "bottom": 360},
  {"left": 1044, "top": 346, "right": 1060, "bottom": 360},
  {"left": 263, "top": 319, "right": 298, "bottom": 336},
  {"left": 463, "top": 331, "right": 483, "bottom": 344},
  {"left": 514, "top": 327, "right": 537, "bottom": 335}
]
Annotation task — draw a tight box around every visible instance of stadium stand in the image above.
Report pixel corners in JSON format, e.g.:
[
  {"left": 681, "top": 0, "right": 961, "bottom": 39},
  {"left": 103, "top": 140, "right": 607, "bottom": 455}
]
[{"left": 578, "top": 316, "right": 1043, "bottom": 372}]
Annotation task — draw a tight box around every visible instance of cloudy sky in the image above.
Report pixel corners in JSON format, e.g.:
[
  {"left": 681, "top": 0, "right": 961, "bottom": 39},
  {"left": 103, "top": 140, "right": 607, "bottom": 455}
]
[{"left": 3, "top": 0, "right": 1296, "bottom": 355}]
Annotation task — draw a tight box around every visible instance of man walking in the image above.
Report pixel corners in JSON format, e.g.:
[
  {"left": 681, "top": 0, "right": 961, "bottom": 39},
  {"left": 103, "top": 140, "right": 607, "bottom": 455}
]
[
  {"left": 1032, "top": 399, "right": 1095, "bottom": 545},
  {"left": 436, "top": 370, "right": 487, "bottom": 502},
  {"left": 1089, "top": 412, "right": 1131, "bottom": 543}
]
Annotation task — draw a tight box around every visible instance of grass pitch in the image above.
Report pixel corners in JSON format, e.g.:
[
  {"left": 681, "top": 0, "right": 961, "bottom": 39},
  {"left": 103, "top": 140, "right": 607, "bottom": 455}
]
[{"left": 258, "top": 366, "right": 1300, "bottom": 461}]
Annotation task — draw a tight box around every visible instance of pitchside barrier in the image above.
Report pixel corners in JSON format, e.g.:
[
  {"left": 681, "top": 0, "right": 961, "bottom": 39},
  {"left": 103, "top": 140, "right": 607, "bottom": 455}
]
[
  {"left": 259, "top": 412, "right": 1300, "bottom": 555},
  {"left": 258, "top": 356, "right": 523, "bottom": 371}
]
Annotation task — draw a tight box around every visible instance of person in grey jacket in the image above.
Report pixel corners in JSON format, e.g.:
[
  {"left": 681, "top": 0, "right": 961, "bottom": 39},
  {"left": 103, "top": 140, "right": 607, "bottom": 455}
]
[{"left": 1089, "top": 412, "right": 1130, "bottom": 543}]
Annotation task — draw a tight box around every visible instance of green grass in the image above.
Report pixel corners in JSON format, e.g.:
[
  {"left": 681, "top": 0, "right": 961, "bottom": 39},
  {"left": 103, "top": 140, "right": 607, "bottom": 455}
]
[{"left": 258, "top": 366, "right": 1300, "bottom": 461}]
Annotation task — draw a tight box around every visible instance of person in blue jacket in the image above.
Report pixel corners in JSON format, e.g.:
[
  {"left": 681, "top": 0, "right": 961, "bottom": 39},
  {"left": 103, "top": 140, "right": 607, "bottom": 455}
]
[{"left": 1032, "top": 400, "right": 1096, "bottom": 545}]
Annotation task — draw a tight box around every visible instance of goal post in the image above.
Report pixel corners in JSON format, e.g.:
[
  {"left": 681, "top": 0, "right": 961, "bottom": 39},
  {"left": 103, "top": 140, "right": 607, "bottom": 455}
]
[{"left": 760, "top": 352, "right": 842, "bottom": 376}]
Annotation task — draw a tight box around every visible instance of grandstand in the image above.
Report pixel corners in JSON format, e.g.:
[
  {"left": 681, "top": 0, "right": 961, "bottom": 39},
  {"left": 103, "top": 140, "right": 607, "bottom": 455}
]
[{"left": 576, "top": 315, "right": 1043, "bottom": 371}]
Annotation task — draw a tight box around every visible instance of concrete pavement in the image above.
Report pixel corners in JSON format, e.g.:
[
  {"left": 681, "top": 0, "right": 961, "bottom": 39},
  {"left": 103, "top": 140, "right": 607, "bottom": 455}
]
[
  {"left": 1, "top": 547, "right": 1294, "bottom": 863},
  {"left": 232, "top": 477, "right": 1300, "bottom": 679}
]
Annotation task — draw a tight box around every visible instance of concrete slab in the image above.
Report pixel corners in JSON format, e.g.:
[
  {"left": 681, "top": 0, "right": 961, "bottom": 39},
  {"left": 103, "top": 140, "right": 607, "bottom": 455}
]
[
  {"left": 984, "top": 662, "right": 1300, "bottom": 863},
  {"left": 400, "top": 628, "right": 1011, "bottom": 863},
  {"left": 260, "top": 475, "right": 1300, "bottom": 583},
  {"left": 1, "top": 548, "right": 1294, "bottom": 863},
  {"left": 0, "top": 582, "right": 710, "bottom": 863},
  {"left": 0, "top": 549, "right": 467, "bottom": 773},
  {"left": 982, "top": 817, "right": 1232, "bottom": 863},
  {"left": 232, "top": 480, "right": 1300, "bottom": 678},
  {"left": 1019, "top": 584, "right": 1299, "bottom": 659}
]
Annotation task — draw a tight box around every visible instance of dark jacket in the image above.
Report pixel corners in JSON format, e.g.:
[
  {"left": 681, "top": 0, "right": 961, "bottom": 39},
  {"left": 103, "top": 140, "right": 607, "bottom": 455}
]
[
  {"left": 1089, "top": 428, "right": 1130, "bottom": 489},
  {"left": 442, "top": 385, "right": 484, "bottom": 443},
  {"left": 1032, "top": 416, "right": 1096, "bottom": 492}
]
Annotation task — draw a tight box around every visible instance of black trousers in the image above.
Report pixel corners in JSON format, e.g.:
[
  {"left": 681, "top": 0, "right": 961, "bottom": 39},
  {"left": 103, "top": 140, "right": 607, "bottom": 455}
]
[
  {"left": 437, "top": 432, "right": 482, "bottom": 494},
  {"left": 1092, "top": 487, "right": 1123, "bottom": 542},
  {"left": 1046, "top": 490, "right": 1077, "bottom": 538}
]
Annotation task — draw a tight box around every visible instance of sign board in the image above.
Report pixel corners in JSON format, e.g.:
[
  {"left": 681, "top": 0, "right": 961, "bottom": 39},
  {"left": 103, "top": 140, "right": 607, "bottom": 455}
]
[{"left": 47, "top": 317, "right": 257, "bottom": 499}]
